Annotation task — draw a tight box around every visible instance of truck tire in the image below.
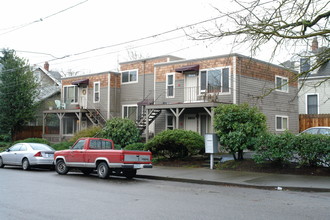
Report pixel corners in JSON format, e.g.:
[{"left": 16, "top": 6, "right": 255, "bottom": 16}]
[
  {"left": 123, "top": 169, "right": 137, "bottom": 179},
  {"left": 97, "top": 162, "right": 109, "bottom": 179},
  {"left": 55, "top": 159, "right": 69, "bottom": 175}
]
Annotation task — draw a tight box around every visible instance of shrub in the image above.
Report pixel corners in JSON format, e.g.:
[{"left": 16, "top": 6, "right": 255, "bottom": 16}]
[
  {"left": 125, "top": 143, "right": 146, "bottom": 151},
  {"left": 0, "top": 134, "right": 11, "bottom": 142},
  {"left": 68, "top": 126, "right": 102, "bottom": 143},
  {"left": 99, "top": 118, "right": 140, "bottom": 148},
  {"left": 295, "top": 134, "right": 330, "bottom": 167},
  {"left": 14, "top": 138, "right": 51, "bottom": 145},
  {"left": 51, "top": 141, "right": 74, "bottom": 151},
  {"left": 214, "top": 104, "right": 267, "bottom": 160},
  {"left": 146, "top": 129, "right": 204, "bottom": 159},
  {"left": 253, "top": 132, "right": 296, "bottom": 166}
]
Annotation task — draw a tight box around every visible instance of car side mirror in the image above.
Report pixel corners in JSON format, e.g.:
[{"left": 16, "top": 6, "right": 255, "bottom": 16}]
[{"left": 6, "top": 149, "right": 10, "bottom": 152}]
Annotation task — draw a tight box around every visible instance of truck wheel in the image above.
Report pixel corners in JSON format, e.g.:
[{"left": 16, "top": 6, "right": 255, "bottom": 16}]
[
  {"left": 55, "top": 160, "right": 69, "bottom": 175},
  {"left": 97, "top": 162, "right": 109, "bottom": 179},
  {"left": 0, "top": 157, "right": 4, "bottom": 168},
  {"left": 123, "top": 169, "right": 137, "bottom": 179},
  {"left": 22, "top": 158, "right": 31, "bottom": 170}
]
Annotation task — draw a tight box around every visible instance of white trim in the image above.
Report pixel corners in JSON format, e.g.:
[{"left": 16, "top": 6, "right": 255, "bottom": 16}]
[
  {"left": 233, "top": 56, "right": 237, "bottom": 104},
  {"left": 107, "top": 73, "right": 111, "bottom": 119},
  {"left": 121, "top": 69, "right": 138, "bottom": 84},
  {"left": 93, "top": 81, "right": 100, "bottom": 103},
  {"left": 305, "top": 93, "right": 319, "bottom": 114},
  {"left": 166, "top": 72, "right": 175, "bottom": 98},
  {"left": 275, "top": 75, "right": 289, "bottom": 93},
  {"left": 275, "top": 115, "right": 289, "bottom": 131},
  {"left": 199, "top": 66, "right": 231, "bottom": 95}
]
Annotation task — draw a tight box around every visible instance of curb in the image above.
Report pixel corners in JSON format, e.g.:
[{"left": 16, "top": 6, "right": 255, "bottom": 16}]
[{"left": 136, "top": 174, "right": 330, "bottom": 193}]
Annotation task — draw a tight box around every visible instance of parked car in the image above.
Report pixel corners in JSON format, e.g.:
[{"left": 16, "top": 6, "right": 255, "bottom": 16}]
[
  {"left": 0, "top": 143, "right": 55, "bottom": 170},
  {"left": 300, "top": 126, "right": 330, "bottom": 135}
]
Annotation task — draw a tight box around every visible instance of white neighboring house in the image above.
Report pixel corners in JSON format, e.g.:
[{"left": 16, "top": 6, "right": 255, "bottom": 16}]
[{"left": 297, "top": 38, "right": 330, "bottom": 115}]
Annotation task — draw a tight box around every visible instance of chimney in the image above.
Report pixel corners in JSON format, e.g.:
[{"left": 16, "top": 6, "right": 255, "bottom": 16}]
[
  {"left": 311, "top": 37, "right": 318, "bottom": 53},
  {"left": 44, "top": 61, "right": 49, "bottom": 71}
]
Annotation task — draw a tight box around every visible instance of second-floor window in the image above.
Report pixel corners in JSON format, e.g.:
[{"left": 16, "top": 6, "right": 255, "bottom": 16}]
[
  {"left": 122, "top": 69, "right": 138, "bottom": 84},
  {"left": 64, "top": 85, "right": 78, "bottom": 104},
  {"left": 94, "top": 82, "right": 100, "bottom": 103},
  {"left": 307, "top": 94, "right": 318, "bottom": 114},
  {"left": 166, "top": 73, "right": 175, "bottom": 98},
  {"left": 200, "top": 67, "right": 229, "bottom": 93},
  {"left": 275, "top": 76, "right": 288, "bottom": 92}
]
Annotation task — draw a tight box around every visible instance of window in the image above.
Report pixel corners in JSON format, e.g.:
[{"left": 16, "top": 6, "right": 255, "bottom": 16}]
[
  {"left": 72, "top": 139, "right": 85, "bottom": 150},
  {"left": 89, "top": 140, "right": 112, "bottom": 149},
  {"left": 306, "top": 94, "right": 318, "bottom": 114},
  {"left": 166, "top": 73, "right": 175, "bottom": 98},
  {"left": 64, "top": 85, "right": 78, "bottom": 104},
  {"left": 166, "top": 115, "right": 174, "bottom": 130},
  {"left": 63, "top": 117, "right": 76, "bottom": 135},
  {"left": 10, "top": 144, "right": 21, "bottom": 151},
  {"left": 123, "top": 105, "right": 138, "bottom": 121},
  {"left": 276, "top": 115, "right": 288, "bottom": 131},
  {"left": 121, "top": 69, "right": 138, "bottom": 84},
  {"left": 300, "top": 58, "right": 310, "bottom": 73},
  {"left": 94, "top": 82, "right": 100, "bottom": 103},
  {"left": 200, "top": 67, "right": 229, "bottom": 93},
  {"left": 275, "top": 76, "right": 288, "bottom": 92}
]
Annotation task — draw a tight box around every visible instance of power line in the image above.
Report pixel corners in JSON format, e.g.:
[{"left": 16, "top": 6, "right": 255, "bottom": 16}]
[{"left": 0, "top": 0, "right": 88, "bottom": 37}]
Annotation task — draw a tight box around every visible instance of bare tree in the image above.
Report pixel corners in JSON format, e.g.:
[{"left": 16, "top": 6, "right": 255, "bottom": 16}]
[{"left": 193, "top": 0, "right": 329, "bottom": 80}]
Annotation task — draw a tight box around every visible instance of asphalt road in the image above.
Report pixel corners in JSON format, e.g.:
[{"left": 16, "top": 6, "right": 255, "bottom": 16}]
[{"left": 1, "top": 167, "right": 330, "bottom": 220}]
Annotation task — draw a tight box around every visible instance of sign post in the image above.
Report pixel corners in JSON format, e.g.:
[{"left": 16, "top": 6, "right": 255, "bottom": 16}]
[{"left": 204, "top": 133, "right": 219, "bottom": 169}]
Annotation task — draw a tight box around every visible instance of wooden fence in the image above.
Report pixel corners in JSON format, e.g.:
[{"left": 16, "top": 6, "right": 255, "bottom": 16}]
[
  {"left": 13, "top": 126, "right": 42, "bottom": 141},
  {"left": 299, "top": 114, "right": 330, "bottom": 132}
]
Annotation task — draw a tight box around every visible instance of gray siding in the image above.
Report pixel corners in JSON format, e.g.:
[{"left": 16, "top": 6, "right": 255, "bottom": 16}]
[
  {"left": 239, "top": 75, "right": 299, "bottom": 133},
  {"left": 121, "top": 74, "right": 154, "bottom": 104}
]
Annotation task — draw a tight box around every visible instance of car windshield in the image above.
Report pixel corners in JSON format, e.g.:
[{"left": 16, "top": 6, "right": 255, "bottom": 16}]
[{"left": 29, "top": 144, "right": 54, "bottom": 151}]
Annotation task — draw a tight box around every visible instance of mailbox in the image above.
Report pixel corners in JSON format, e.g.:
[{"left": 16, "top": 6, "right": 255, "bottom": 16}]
[{"left": 204, "top": 133, "right": 219, "bottom": 154}]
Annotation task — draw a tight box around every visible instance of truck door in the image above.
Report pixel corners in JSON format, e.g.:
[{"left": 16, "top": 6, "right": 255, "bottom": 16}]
[{"left": 67, "top": 139, "right": 86, "bottom": 165}]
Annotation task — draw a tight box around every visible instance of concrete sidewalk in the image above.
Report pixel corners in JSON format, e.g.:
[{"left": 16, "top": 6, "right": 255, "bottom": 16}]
[{"left": 137, "top": 166, "right": 330, "bottom": 192}]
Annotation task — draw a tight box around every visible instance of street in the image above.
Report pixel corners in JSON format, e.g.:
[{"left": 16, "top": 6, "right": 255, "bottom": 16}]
[{"left": 1, "top": 167, "right": 329, "bottom": 220}]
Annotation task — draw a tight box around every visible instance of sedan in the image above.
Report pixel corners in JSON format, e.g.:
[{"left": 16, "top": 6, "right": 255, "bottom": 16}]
[
  {"left": 0, "top": 143, "right": 55, "bottom": 170},
  {"left": 300, "top": 126, "right": 330, "bottom": 135}
]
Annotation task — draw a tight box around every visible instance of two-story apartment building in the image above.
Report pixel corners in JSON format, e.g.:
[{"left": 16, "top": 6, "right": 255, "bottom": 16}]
[{"left": 42, "top": 54, "right": 298, "bottom": 142}]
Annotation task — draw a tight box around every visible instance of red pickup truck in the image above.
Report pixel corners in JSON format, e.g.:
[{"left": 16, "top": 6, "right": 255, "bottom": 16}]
[{"left": 54, "top": 138, "right": 152, "bottom": 179}]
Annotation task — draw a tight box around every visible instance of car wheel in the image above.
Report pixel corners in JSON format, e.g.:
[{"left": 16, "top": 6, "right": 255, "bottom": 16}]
[
  {"left": 0, "top": 157, "right": 4, "bottom": 168},
  {"left": 22, "top": 158, "right": 31, "bottom": 170},
  {"left": 123, "top": 169, "right": 137, "bottom": 179},
  {"left": 55, "top": 160, "right": 69, "bottom": 175},
  {"left": 97, "top": 162, "right": 109, "bottom": 179},
  {"left": 81, "top": 168, "right": 93, "bottom": 175}
]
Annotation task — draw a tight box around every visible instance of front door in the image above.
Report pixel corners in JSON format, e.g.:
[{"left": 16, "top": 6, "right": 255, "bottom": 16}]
[
  {"left": 185, "top": 74, "right": 198, "bottom": 102},
  {"left": 185, "top": 114, "right": 198, "bottom": 132},
  {"left": 80, "top": 88, "right": 88, "bottom": 109}
]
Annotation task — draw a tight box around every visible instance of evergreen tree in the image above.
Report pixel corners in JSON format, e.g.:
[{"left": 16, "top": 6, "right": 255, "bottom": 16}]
[{"left": 0, "top": 49, "right": 39, "bottom": 140}]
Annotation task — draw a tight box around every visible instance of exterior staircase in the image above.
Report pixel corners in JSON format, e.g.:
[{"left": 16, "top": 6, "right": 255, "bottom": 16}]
[
  {"left": 86, "top": 108, "right": 107, "bottom": 126},
  {"left": 136, "top": 109, "right": 162, "bottom": 133}
]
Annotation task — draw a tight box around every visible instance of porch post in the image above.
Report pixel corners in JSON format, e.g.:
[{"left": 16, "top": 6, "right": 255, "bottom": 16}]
[
  {"left": 42, "top": 113, "right": 48, "bottom": 136},
  {"left": 57, "top": 113, "right": 65, "bottom": 141},
  {"left": 175, "top": 108, "right": 179, "bottom": 129}
]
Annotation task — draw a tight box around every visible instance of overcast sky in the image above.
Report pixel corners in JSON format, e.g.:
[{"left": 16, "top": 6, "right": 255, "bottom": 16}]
[{"left": 0, "top": 0, "right": 306, "bottom": 74}]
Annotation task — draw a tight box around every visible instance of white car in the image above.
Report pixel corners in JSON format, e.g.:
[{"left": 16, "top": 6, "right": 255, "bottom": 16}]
[
  {"left": 0, "top": 143, "right": 55, "bottom": 170},
  {"left": 300, "top": 126, "right": 330, "bottom": 135}
]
